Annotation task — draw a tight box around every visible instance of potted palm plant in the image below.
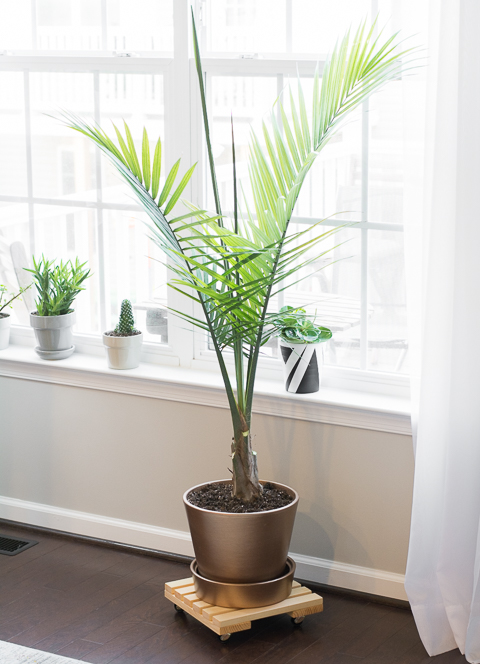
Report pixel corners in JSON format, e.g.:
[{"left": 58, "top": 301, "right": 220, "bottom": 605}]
[
  {"left": 0, "top": 283, "right": 31, "bottom": 350},
  {"left": 275, "top": 306, "right": 332, "bottom": 394},
  {"left": 62, "top": 17, "right": 415, "bottom": 606},
  {"left": 103, "top": 299, "right": 143, "bottom": 369},
  {"left": 26, "top": 255, "right": 91, "bottom": 360}
]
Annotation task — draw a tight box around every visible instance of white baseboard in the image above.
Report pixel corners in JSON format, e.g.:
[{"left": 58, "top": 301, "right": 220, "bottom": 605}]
[
  {"left": 0, "top": 495, "right": 407, "bottom": 601},
  {"left": 291, "top": 553, "right": 407, "bottom": 601},
  {"left": 0, "top": 495, "right": 194, "bottom": 558}
]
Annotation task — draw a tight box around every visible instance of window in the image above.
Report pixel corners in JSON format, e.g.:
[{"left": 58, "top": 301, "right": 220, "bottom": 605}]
[{"left": 0, "top": 0, "right": 427, "bottom": 392}]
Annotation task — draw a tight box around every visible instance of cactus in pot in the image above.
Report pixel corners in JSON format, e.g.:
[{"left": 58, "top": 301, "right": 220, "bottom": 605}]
[{"left": 103, "top": 299, "right": 143, "bottom": 370}]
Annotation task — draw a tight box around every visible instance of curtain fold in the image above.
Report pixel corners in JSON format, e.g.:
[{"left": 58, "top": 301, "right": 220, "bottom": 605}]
[{"left": 405, "top": 1, "right": 480, "bottom": 661}]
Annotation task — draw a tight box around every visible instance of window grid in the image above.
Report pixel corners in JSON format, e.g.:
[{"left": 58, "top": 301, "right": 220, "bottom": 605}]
[
  {"left": 0, "top": 57, "right": 171, "bottom": 351},
  {"left": 197, "top": 63, "right": 405, "bottom": 377},
  {"left": 0, "top": 0, "right": 411, "bottom": 393}
]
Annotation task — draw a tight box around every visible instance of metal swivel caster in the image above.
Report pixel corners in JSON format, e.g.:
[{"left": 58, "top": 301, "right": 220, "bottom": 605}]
[
  {"left": 291, "top": 616, "right": 304, "bottom": 625},
  {"left": 219, "top": 633, "right": 232, "bottom": 642},
  {"left": 174, "top": 604, "right": 184, "bottom": 613}
]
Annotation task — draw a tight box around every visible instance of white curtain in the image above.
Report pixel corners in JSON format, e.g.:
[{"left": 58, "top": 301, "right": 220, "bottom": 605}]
[{"left": 405, "top": 1, "right": 480, "bottom": 661}]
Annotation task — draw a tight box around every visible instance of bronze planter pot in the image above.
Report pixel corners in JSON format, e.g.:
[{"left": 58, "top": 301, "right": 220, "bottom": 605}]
[
  {"left": 191, "top": 557, "right": 296, "bottom": 608},
  {"left": 183, "top": 479, "right": 298, "bottom": 586}
]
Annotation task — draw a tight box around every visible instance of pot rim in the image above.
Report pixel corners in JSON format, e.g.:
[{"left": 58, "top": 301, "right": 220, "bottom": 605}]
[
  {"left": 183, "top": 479, "right": 299, "bottom": 516},
  {"left": 102, "top": 330, "right": 143, "bottom": 338},
  {"left": 0, "top": 312, "right": 10, "bottom": 319},
  {"left": 278, "top": 338, "right": 325, "bottom": 346},
  {"left": 102, "top": 331, "right": 143, "bottom": 349},
  {"left": 30, "top": 310, "right": 75, "bottom": 319},
  {"left": 191, "top": 556, "right": 295, "bottom": 589}
]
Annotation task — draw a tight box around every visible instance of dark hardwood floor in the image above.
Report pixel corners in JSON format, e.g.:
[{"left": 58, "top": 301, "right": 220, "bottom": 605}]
[{"left": 0, "top": 521, "right": 468, "bottom": 664}]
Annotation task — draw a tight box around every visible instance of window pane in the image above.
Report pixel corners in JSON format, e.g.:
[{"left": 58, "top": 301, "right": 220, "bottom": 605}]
[
  {"left": 103, "top": 210, "right": 168, "bottom": 344},
  {"left": 292, "top": 0, "right": 371, "bottom": 55},
  {"left": 106, "top": 0, "right": 173, "bottom": 52},
  {"left": 99, "top": 73, "right": 164, "bottom": 205},
  {"left": 208, "top": 75, "right": 362, "bottom": 221},
  {"left": 0, "top": 73, "right": 28, "bottom": 197},
  {"left": 206, "top": 0, "right": 286, "bottom": 53},
  {"left": 289, "top": 79, "right": 363, "bottom": 222},
  {"left": 30, "top": 0, "right": 173, "bottom": 52},
  {"left": 36, "top": 0, "right": 103, "bottom": 50},
  {"left": 283, "top": 225, "right": 362, "bottom": 370},
  {"left": 99, "top": 74, "right": 168, "bottom": 342},
  {"left": 367, "top": 230, "right": 408, "bottom": 373},
  {"left": 30, "top": 73, "right": 96, "bottom": 201},
  {"left": 368, "top": 81, "right": 404, "bottom": 224},
  {"left": 0, "top": 0, "right": 32, "bottom": 50},
  {"left": 0, "top": 202, "right": 30, "bottom": 252},
  {"left": 207, "top": 75, "right": 278, "bottom": 211},
  {"left": 33, "top": 204, "right": 101, "bottom": 334},
  {"left": 0, "top": 202, "right": 31, "bottom": 326}
]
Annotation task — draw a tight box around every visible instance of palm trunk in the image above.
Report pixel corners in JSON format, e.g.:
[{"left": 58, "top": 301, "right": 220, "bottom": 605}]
[
  {"left": 231, "top": 410, "right": 263, "bottom": 501},
  {"left": 231, "top": 333, "right": 263, "bottom": 501}
]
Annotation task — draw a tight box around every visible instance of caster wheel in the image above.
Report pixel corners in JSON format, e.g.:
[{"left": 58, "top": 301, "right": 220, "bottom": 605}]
[
  {"left": 219, "top": 633, "right": 232, "bottom": 642},
  {"left": 291, "top": 616, "right": 304, "bottom": 625},
  {"left": 174, "top": 604, "right": 184, "bottom": 613}
]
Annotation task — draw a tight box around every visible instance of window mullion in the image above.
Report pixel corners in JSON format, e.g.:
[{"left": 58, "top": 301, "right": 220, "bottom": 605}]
[
  {"left": 166, "top": 0, "right": 194, "bottom": 368},
  {"left": 30, "top": 0, "right": 37, "bottom": 50},
  {"left": 189, "top": 59, "right": 207, "bottom": 363},
  {"left": 286, "top": 0, "right": 292, "bottom": 54},
  {"left": 277, "top": 73, "right": 285, "bottom": 312},
  {"left": 23, "top": 70, "right": 35, "bottom": 256},
  {"left": 93, "top": 70, "right": 107, "bottom": 332},
  {"left": 360, "top": 99, "right": 369, "bottom": 371},
  {"left": 100, "top": 0, "right": 108, "bottom": 51}
]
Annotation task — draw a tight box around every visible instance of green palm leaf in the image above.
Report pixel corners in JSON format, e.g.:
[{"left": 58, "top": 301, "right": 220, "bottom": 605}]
[
  {"left": 151, "top": 138, "right": 162, "bottom": 200},
  {"left": 142, "top": 128, "right": 151, "bottom": 192}
]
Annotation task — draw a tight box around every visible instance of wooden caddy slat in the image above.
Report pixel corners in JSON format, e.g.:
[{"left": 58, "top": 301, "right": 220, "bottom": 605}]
[{"left": 165, "top": 577, "right": 323, "bottom": 638}]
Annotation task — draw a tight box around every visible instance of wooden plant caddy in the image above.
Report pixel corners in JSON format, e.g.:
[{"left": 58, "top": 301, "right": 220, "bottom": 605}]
[{"left": 165, "top": 577, "right": 323, "bottom": 642}]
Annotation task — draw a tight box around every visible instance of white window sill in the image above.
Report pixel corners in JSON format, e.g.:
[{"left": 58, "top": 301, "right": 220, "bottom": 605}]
[{"left": 0, "top": 344, "right": 411, "bottom": 436}]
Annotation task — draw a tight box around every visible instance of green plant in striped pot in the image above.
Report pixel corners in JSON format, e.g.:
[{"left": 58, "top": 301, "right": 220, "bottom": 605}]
[{"left": 275, "top": 306, "right": 332, "bottom": 393}]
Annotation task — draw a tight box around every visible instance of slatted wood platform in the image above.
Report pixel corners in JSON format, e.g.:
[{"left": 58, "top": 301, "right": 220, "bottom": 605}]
[{"left": 164, "top": 577, "right": 323, "bottom": 640}]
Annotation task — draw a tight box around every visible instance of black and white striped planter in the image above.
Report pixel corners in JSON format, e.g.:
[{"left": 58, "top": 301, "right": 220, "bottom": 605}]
[{"left": 279, "top": 340, "right": 324, "bottom": 394}]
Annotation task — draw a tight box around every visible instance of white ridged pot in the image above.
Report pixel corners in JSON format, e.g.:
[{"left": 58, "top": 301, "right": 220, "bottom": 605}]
[
  {"left": 30, "top": 311, "right": 76, "bottom": 359},
  {"left": 279, "top": 339, "right": 324, "bottom": 394},
  {"left": 103, "top": 332, "right": 143, "bottom": 370},
  {"left": 0, "top": 313, "right": 11, "bottom": 350}
]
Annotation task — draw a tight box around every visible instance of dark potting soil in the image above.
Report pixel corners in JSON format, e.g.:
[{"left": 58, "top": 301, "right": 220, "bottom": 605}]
[
  {"left": 187, "top": 482, "right": 294, "bottom": 513},
  {"left": 104, "top": 330, "right": 141, "bottom": 337}
]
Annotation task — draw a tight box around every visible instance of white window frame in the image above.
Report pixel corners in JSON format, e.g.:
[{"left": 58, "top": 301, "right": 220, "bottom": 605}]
[{"left": 0, "top": 0, "right": 410, "bottom": 399}]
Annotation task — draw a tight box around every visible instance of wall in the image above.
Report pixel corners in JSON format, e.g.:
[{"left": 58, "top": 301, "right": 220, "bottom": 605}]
[{"left": 0, "top": 375, "right": 414, "bottom": 599}]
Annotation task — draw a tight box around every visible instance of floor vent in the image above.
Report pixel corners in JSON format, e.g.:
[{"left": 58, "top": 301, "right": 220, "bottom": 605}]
[{"left": 0, "top": 534, "right": 38, "bottom": 556}]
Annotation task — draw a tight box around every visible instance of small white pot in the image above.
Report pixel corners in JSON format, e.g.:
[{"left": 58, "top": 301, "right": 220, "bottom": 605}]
[
  {"left": 30, "top": 311, "right": 76, "bottom": 359},
  {"left": 0, "top": 313, "right": 11, "bottom": 350},
  {"left": 103, "top": 331, "right": 143, "bottom": 370},
  {"left": 279, "top": 339, "right": 324, "bottom": 394}
]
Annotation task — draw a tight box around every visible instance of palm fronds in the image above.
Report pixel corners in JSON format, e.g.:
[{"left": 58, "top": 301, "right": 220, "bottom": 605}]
[{"left": 61, "top": 16, "right": 417, "bottom": 500}]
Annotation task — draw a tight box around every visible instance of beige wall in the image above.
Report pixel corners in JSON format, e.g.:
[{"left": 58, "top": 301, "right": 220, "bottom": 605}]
[{"left": 0, "top": 376, "right": 414, "bottom": 576}]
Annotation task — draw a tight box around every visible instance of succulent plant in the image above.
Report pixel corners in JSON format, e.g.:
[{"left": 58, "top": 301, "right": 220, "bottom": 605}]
[
  {"left": 25, "top": 255, "right": 91, "bottom": 317},
  {"left": 114, "top": 299, "right": 138, "bottom": 335}
]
